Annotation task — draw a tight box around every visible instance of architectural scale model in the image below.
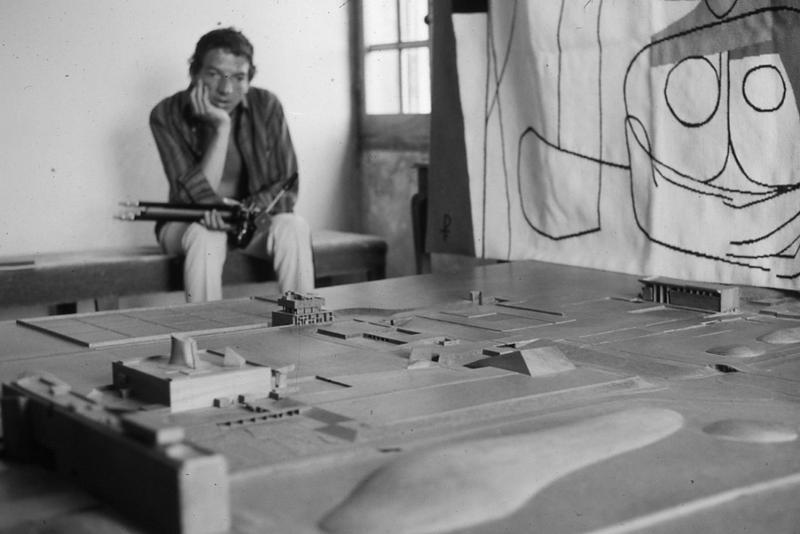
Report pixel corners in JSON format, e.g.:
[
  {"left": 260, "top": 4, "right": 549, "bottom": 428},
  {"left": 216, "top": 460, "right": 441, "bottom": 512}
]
[
  {"left": 1, "top": 263, "right": 799, "bottom": 533},
  {"left": 271, "top": 291, "right": 335, "bottom": 326},
  {"left": 2, "top": 373, "right": 229, "bottom": 534},
  {"left": 111, "top": 334, "right": 274, "bottom": 412},
  {"left": 640, "top": 276, "right": 740, "bottom": 313}
]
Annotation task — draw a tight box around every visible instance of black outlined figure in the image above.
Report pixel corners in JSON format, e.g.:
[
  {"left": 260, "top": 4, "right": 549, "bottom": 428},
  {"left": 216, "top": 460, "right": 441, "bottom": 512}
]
[
  {"left": 471, "top": 0, "right": 800, "bottom": 282},
  {"left": 624, "top": 3, "right": 800, "bottom": 277},
  {"left": 482, "top": 0, "right": 625, "bottom": 250}
]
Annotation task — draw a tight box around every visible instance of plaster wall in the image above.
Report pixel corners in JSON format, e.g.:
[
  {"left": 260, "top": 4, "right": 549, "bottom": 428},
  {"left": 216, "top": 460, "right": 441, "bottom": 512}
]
[{"left": 0, "top": 0, "right": 356, "bottom": 257}]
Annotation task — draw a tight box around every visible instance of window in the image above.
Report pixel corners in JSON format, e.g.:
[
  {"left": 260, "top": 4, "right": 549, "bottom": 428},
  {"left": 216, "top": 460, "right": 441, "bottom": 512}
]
[
  {"left": 358, "top": 0, "right": 431, "bottom": 149},
  {"left": 362, "top": 0, "right": 430, "bottom": 114}
]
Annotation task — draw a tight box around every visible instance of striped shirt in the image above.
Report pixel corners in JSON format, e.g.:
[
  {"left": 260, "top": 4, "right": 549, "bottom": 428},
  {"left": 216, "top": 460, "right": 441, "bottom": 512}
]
[{"left": 149, "top": 87, "right": 298, "bottom": 213}]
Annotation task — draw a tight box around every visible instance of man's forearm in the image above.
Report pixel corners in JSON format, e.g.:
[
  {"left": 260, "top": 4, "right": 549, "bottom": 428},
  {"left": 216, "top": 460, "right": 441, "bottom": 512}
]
[
  {"left": 199, "top": 122, "right": 231, "bottom": 192},
  {"left": 245, "top": 173, "right": 299, "bottom": 213}
]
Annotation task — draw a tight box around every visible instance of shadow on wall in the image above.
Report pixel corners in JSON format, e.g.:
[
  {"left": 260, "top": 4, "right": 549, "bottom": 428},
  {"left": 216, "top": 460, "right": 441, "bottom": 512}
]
[
  {"left": 111, "top": 71, "right": 170, "bottom": 247},
  {"left": 361, "top": 150, "right": 428, "bottom": 278}
]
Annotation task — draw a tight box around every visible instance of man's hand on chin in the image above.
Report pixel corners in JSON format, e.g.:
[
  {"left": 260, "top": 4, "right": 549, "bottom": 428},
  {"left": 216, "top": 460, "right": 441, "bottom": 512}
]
[{"left": 190, "top": 83, "right": 230, "bottom": 129}]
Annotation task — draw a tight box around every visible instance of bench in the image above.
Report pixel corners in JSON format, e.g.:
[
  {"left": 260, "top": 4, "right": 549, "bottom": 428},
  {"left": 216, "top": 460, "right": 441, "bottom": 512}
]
[{"left": 0, "top": 230, "right": 387, "bottom": 311}]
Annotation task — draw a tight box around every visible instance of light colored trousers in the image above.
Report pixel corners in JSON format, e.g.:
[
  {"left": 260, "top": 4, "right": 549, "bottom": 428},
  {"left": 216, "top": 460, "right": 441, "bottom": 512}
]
[{"left": 158, "top": 213, "right": 314, "bottom": 302}]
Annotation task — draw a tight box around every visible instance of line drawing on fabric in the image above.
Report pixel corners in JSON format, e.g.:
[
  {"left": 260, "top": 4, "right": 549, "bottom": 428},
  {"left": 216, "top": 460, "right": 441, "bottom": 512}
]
[
  {"left": 482, "top": 2, "right": 517, "bottom": 257},
  {"left": 624, "top": 3, "right": 800, "bottom": 277},
  {"left": 483, "top": 0, "right": 628, "bottom": 253},
  {"left": 477, "top": 0, "right": 800, "bottom": 279}
]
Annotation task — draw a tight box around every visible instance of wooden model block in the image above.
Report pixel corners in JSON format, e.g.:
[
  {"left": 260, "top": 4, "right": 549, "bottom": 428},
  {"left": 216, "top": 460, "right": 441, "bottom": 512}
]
[
  {"left": 407, "top": 346, "right": 440, "bottom": 369},
  {"left": 272, "top": 309, "right": 335, "bottom": 326},
  {"left": 112, "top": 353, "right": 272, "bottom": 412},
  {"left": 468, "top": 345, "right": 576, "bottom": 376},
  {"left": 223, "top": 347, "right": 247, "bottom": 368},
  {"left": 277, "top": 291, "right": 327, "bottom": 312},
  {"left": 482, "top": 345, "right": 520, "bottom": 357},
  {"left": 269, "top": 364, "right": 299, "bottom": 399},
  {"left": 467, "top": 289, "right": 496, "bottom": 305},
  {"left": 362, "top": 328, "right": 426, "bottom": 345},
  {"left": 272, "top": 291, "right": 335, "bottom": 326},
  {"left": 1, "top": 375, "right": 230, "bottom": 534},
  {"left": 120, "top": 409, "right": 186, "bottom": 446},
  {"left": 640, "top": 276, "right": 739, "bottom": 313},
  {"left": 169, "top": 332, "right": 199, "bottom": 368}
]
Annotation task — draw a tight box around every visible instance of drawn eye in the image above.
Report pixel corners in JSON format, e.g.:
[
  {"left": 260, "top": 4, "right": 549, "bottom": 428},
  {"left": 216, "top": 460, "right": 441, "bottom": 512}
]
[
  {"left": 664, "top": 56, "right": 720, "bottom": 127},
  {"left": 743, "top": 64, "right": 785, "bottom": 113}
]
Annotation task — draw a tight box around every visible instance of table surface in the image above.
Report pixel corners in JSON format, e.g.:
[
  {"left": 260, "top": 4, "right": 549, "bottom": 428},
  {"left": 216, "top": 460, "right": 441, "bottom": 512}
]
[{"left": 1, "top": 260, "right": 799, "bottom": 533}]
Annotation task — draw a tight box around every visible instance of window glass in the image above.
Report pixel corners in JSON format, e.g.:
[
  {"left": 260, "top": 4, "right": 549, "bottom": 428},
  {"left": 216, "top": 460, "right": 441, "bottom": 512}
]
[
  {"left": 362, "top": 0, "right": 430, "bottom": 117},
  {"left": 400, "top": 0, "right": 429, "bottom": 42},
  {"left": 401, "top": 47, "right": 430, "bottom": 113},
  {"left": 365, "top": 50, "right": 401, "bottom": 114},
  {"left": 363, "top": 0, "right": 398, "bottom": 46}
]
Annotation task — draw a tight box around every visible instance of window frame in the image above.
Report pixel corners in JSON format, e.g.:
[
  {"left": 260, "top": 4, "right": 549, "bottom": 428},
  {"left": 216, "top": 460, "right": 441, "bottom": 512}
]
[{"left": 354, "top": 0, "right": 431, "bottom": 151}]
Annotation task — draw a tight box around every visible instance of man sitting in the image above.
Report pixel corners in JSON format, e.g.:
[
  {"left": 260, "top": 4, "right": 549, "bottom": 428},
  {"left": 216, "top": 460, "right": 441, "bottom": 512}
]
[{"left": 150, "top": 27, "right": 313, "bottom": 302}]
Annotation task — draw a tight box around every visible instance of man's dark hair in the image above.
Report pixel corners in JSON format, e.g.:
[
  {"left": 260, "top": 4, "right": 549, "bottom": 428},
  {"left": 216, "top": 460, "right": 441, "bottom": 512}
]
[{"left": 189, "top": 27, "right": 257, "bottom": 80}]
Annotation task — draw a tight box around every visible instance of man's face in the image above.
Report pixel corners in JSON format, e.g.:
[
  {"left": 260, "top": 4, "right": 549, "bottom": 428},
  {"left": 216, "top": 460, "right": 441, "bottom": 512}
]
[{"left": 194, "top": 48, "right": 251, "bottom": 112}]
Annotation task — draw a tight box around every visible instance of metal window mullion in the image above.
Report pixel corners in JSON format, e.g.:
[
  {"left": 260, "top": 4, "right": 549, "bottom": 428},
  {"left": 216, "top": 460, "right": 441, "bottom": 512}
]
[{"left": 365, "top": 40, "right": 428, "bottom": 52}]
